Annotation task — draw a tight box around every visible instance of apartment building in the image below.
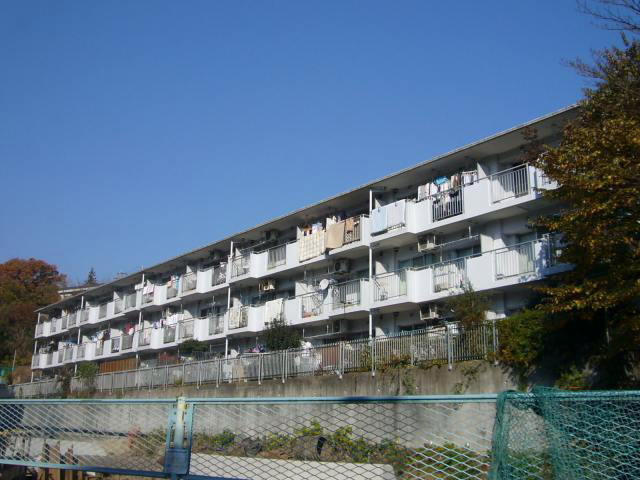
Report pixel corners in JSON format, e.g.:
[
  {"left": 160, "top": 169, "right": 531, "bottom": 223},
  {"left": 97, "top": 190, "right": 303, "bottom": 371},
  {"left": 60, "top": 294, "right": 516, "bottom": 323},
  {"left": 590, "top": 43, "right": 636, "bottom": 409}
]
[{"left": 30, "top": 106, "right": 575, "bottom": 376}]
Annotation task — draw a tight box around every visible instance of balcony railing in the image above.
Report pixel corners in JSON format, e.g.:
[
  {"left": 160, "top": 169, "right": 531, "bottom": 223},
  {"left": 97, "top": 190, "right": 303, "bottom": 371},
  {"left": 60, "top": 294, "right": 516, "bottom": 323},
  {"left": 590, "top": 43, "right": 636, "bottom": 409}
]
[
  {"left": 32, "top": 354, "right": 39, "bottom": 368},
  {"left": 67, "top": 312, "right": 77, "bottom": 328},
  {"left": 125, "top": 293, "right": 137, "bottom": 309},
  {"left": 179, "top": 320, "right": 194, "bottom": 339},
  {"left": 98, "top": 303, "right": 107, "bottom": 319},
  {"left": 433, "top": 258, "right": 467, "bottom": 292},
  {"left": 138, "top": 328, "right": 152, "bottom": 346},
  {"left": 374, "top": 269, "right": 408, "bottom": 301},
  {"left": 114, "top": 299, "right": 124, "bottom": 314},
  {"left": 95, "top": 343, "right": 104, "bottom": 357},
  {"left": 343, "top": 216, "right": 362, "bottom": 244},
  {"left": 182, "top": 273, "right": 197, "bottom": 293},
  {"left": 301, "top": 292, "right": 325, "bottom": 318},
  {"left": 57, "top": 350, "right": 63, "bottom": 363},
  {"left": 208, "top": 314, "right": 224, "bottom": 335},
  {"left": 228, "top": 306, "right": 249, "bottom": 329},
  {"left": 212, "top": 263, "right": 227, "bottom": 286},
  {"left": 121, "top": 334, "right": 134, "bottom": 350},
  {"left": 164, "top": 326, "right": 177, "bottom": 343},
  {"left": 35, "top": 323, "right": 43, "bottom": 336},
  {"left": 143, "top": 292, "right": 154, "bottom": 304},
  {"left": 50, "top": 319, "right": 57, "bottom": 334},
  {"left": 77, "top": 344, "right": 85, "bottom": 360},
  {"left": 167, "top": 285, "right": 178, "bottom": 299},
  {"left": 267, "top": 244, "right": 286, "bottom": 269},
  {"left": 231, "top": 254, "right": 251, "bottom": 278},
  {"left": 431, "top": 187, "right": 464, "bottom": 222},
  {"left": 80, "top": 309, "right": 89, "bottom": 324},
  {"left": 331, "top": 279, "right": 364, "bottom": 310},
  {"left": 494, "top": 241, "right": 536, "bottom": 279},
  {"left": 63, "top": 347, "right": 73, "bottom": 362},
  {"left": 46, "top": 352, "right": 53, "bottom": 365},
  {"left": 61, "top": 316, "right": 68, "bottom": 330},
  {"left": 491, "top": 164, "right": 530, "bottom": 203},
  {"left": 111, "top": 337, "right": 121, "bottom": 353}
]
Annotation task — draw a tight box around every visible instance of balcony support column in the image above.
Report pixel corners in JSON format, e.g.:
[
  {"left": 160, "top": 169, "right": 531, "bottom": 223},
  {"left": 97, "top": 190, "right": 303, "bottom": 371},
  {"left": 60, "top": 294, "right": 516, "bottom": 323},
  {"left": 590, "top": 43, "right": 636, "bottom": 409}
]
[{"left": 368, "top": 189, "right": 374, "bottom": 340}]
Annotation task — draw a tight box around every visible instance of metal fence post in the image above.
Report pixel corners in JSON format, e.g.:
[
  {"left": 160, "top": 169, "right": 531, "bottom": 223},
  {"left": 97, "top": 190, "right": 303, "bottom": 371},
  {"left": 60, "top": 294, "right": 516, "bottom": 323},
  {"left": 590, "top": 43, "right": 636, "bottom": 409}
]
[
  {"left": 258, "top": 353, "right": 262, "bottom": 385},
  {"left": 216, "top": 359, "right": 221, "bottom": 388},
  {"left": 410, "top": 331, "right": 415, "bottom": 366},
  {"left": 371, "top": 337, "right": 376, "bottom": 377},
  {"left": 182, "top": 363, "right": 186, "bottom": 385},
  {"left": 447, "top": 324, "right": 453, "bottom": 371},
  {"left": 164, "top": 365, "right": 168, "bottom": 389},
  {"left": 282, "top": 350, "right": 286, "bottom": 384},
  {"left": 492, "top": 318, "right": 499, "bottom": 365},
  {"left": 338, "top": 342, "right": 343, "bottom": 379}
]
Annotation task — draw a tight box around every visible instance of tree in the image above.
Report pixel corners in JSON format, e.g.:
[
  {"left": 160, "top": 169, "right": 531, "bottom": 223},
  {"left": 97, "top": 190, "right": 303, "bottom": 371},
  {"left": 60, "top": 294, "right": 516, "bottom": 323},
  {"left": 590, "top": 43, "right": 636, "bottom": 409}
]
[
  {"left": 578, "top": 1, "right": 640, "bottom": 35},
  {"left": 263, "top": 318, "right": 302, "bottom": 351},
  {"left": 0, "top": 258, "right": 66, "bottom": 366},
  {"left": 443, "top": 283, "right": 490, "bottom": 329},
  {"left": 86, "top": 267, "right": 97, "bottom": 286},
  {"left": 529, "top": 39, "right": 640, "bottom": 387}
]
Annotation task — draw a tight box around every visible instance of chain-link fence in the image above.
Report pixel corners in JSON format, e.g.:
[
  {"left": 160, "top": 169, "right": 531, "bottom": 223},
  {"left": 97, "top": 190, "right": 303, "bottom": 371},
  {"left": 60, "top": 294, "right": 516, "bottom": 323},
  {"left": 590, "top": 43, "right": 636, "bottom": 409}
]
[{"left": 490, "top": 388, "right": 640, "bottom": 480}]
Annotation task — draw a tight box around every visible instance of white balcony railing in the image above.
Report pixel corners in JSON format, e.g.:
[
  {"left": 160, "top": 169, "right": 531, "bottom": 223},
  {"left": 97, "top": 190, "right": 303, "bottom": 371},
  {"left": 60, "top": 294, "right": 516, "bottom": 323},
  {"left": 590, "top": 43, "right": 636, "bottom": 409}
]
[
  {"left": 167, "top": 285, "right": 178, "bottom": 299},
  {"left": 164, "top": 326, "right": 177, "bottom": 343},
  {"left": 77, "top": 344, "right": 85, "bottom": 360},
  {"left": 431, "top": 187, "right": 464, "bottom": 222},
  {"left": 494, "top": 241, "right": 536, "bottom": 279},
  {"left": 57, "top": 349, "right": 63, "bottom": 363},
  {"left": 138, "top": 328, "right": 152, "bottom": 346},
  {"left": 267, "top": 244, "right": 286, "bottom": 269},
  {"left": 32, "top": 354, "right": 39, "bottom": 367},
  {"left": 46, "top": 352, "right": 53, "bottom": 366},
  {"left": 228, "top": 306, "right": 249, "bottom": 329},
  {"left": 80, "top": 309, "right": 89, "bottom": 324},
  {"left": 121, "top": 334, "right": 134, "bottom": 350},
  {"left": 125, "top": 293, "right": 137, "bottom": 309},
  {"left": 331, "top": 279, "right": 364, "bottom": 310},
  {"left": 374, "top": 270, "right": 408, "bottom": 301},
  {"left": 35, "top": 323, "right": 43, "bottom": 336},
  {"left": 491, "top": 164, "right": 530, "bottom": 203},
  {"left": 231, "top": 254, "right": 251, "bottom": 278},
  {"left": 433, "top": 258, "right": 467, "bottom": 292},
  {"left": 301, "top": 292, "right": 325, "bottom": 318},
  {"left": 67, "top": 312, "right": 77, "bottom": 328},
  {"left": 95, "top": 343, "right": 104, "bottom": 357},
  {"left": 182, "top": 273, "right": 197, "bottom": 293},
  {"left": 111, "top": 337, "right": 121, "bottom": 353},
  {"left": 114, "top": 299, "right": 124, "bottom": 314},
  {"left": 178, "top": 320, "right": 194, "bottom": 339},
  {"left": 208, "top": 314, "right": 224, "bottom": 335},
  {"left": 212, "top": 263, "right": 227, "bottom": 286},
  {"left": 63, "top": 347, "right": 73, "bottom": 362},
  {"left": 61, "top": 316, "right": 68, "bottom": 330},
  {"left": 50, "top": 318, "right": 58, "bottom": 334},
  {"left": 98, "top": 303, "right": 108, "bottom": 319}
]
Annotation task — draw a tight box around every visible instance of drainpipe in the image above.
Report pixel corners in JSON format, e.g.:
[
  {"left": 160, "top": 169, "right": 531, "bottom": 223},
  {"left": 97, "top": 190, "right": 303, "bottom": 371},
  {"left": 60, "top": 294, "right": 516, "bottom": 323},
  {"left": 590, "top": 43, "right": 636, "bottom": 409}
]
[
  {"left": 368, "top": 189, "right": 374, "bottom": 339},
  {"left": 226, "top": 241, "right": 233, "bottom": 360}
]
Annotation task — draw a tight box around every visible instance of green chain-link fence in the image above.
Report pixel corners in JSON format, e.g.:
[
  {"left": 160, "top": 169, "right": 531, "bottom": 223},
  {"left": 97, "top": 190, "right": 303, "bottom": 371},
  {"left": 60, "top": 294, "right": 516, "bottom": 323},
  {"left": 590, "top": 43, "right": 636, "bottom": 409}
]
[{"left": 491, "top": 387, "right": 640, "bottom": 479}]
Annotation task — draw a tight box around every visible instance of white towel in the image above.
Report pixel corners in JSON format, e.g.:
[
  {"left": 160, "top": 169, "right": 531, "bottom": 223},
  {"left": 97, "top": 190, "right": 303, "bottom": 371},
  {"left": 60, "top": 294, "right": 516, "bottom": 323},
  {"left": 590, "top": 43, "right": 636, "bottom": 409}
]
[{"left": 371, "top": 206, "right": 388, "bottom": 234}]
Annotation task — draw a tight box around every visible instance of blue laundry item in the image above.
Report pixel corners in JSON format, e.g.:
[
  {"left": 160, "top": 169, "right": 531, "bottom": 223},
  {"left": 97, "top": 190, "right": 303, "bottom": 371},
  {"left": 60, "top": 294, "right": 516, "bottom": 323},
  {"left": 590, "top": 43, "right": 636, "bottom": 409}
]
[
  {"left": 434, "top": 176, "right": 448, "bottom": 185},
  {"left": 371, "top": 206, "right": 388, "bottom": 234}
]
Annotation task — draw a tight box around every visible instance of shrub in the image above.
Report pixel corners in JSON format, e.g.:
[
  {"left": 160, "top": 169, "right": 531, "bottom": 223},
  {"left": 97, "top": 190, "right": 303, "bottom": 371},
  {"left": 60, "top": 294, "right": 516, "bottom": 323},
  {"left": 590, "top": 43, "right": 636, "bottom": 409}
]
[{"left": 497, "top": 309, "right": 547, "bottom": 377}]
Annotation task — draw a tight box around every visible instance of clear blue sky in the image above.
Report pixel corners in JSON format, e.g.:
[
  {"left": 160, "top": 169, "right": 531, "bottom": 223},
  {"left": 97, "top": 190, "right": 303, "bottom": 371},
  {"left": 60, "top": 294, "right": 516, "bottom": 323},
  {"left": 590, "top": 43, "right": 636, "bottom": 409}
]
[{"left": 0, "top": 1, "right": 619, "bottom": 285}]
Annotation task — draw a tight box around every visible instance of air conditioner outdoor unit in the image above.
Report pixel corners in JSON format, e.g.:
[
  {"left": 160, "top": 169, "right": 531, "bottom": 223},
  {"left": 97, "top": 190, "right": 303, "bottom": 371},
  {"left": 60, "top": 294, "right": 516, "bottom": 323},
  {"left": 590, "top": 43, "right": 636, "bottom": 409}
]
[
  {"left": 263, "top": 230, "right": 279, "bottom": 243},
  {"left": 418, "top": 234, "right": 439, "bottom": 252},
  {"left": 420, "top": 303, "right": 441, "bottom": 321},
  {"left": 259, "top": 278, "right": 277, "bottom": 292},
  {"left": 333, "top": 259, "right": 351, "bottom": 274}
]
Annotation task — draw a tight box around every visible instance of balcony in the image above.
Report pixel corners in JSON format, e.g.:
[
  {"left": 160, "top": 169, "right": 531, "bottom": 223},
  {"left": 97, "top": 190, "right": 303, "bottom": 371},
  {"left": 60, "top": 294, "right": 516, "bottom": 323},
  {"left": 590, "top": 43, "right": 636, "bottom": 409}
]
[
  {"left": 31, "top": 354, "right": 39, "bottom": 368},
  {"left": 301, "top": 292, "right": 324, "bottom": 318},
  {"left": 57, "top": 349, "right": 64, "bottom": 363},
  {"left": 167, "top": 285, "right": 178, "bottom": 299},
  {"left": 494, "top": 241, "right": 536, "bottom": 279},
  {"left": 121, "top": 334, "right": 134, "bottom": 350},
  {"left": 228, "top": 306, "right": 249, "bottom": 330},
  {"left": 114, "top": 299, "right": 124, "bottom": 314},
  {"left": 46, "top": 352, "right": 53, "bottom": 366},
  {"left": 50, "top": 318, "right": 58, "bottom": 334},
  {"left": 208, "top": 314, "right": 225, "bottom": 335},
  {"left": 63, "top": 347, "right": 74, "bottom": 362},
  {"left": 124, "top": 293, "right": 137, "bottom": 310},
  {"left": 433, "top": 258, "right": 467, "bottom": 292},
  {"left": 67, "top": 312, "right": 77, "bottom": 328},
  {"left": 61, "top": 316, "right": 68, "bottom": 330},
  {"left": 35, "top": 323, "right": 44, "bottom": 337},
  {"left": 77, "top": 344, "right": 86, "bottom": 360},
  {"left": 80, "top": 309, "right": 89, "bottom": 324},
  {"left": 164, "top": 326, "right": 177, "bottom": 343},
  {"left": 98, "top": 303, "right": 108, "bottom": 319},
  {"left": 212, "top": 263, "right": 227, "bottom": 286},
  {"left": 267, "top": 244, "right": 286, "bottom": 270},
  {"left": 299, "top": 279, "right": 367, "bottom": 320},
  {"left": 111, "top": 337, "right": 121, "bottom": 353},
  {"left": 138, "top": 328, "right": 152, "bottom": 347},
  {"left": 431, "top": 187, "right": 464, "bottom": 222},
  {"left": 374, "top": 269, "right": 408, "bottom": 302},
  {"left": 95, "top": 342, "right": 104, "bottom": 357},
  {"left": 178, "top": 319, "right": 194, "bottom": 339},
  {"left": 371, "top": 200, "right": 407, "bottom": 236},
  {"left": 231, "top": 254, "right": 251, "bottom": 278},
  {"left": 491, "top": 164, "right": 530, "bottom": 203},
  {"left": 182, "top": 272, "right": 197, "bottom": 294}
]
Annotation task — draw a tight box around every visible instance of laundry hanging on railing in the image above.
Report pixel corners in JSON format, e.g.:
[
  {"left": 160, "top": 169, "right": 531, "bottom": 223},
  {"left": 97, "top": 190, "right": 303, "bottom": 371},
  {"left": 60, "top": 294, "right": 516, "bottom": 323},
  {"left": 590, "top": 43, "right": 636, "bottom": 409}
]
[
  {"left": 298, "top": 229, "right": 325, "bottom": 262},
  {"left": 325, "top": 221, "right": 345, "bottom": 249},
  {"left": 371, "top": 205, "right": 388, "bottom": 234},
  {"left": 264, "top": 298, "right": 284, "bottom": 324},
  {"left": 371, "top": 200, "right": 406, "bottom": 234},
  {"left": 417, "top": 171, "right": 477, "bottom": 201}
]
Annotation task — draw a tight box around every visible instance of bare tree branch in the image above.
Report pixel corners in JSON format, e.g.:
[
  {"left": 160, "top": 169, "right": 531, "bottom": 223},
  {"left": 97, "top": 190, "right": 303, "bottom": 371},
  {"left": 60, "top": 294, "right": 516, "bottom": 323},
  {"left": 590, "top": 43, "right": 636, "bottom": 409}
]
[{"left": 578, "top": 0, "right": 640, "bottom": 34}]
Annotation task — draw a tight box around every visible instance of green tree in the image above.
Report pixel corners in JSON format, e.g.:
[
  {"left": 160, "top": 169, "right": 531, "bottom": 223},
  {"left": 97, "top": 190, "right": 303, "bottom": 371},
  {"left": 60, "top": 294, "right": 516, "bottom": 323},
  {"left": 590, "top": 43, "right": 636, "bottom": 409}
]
[
  {"left": 443, "top": 283, "right": 490, "bottom": 329},
  {"left": 0, "top": 258, "right": 66, "bottom": 365},
  {"left": 86, "top": 267, "right": 97, "bottom": 286},
  {"left": 263, "top": 318, "right": 301, "bottom": 351},
  {"left": 529, "top": 39, "right": 640, "bottom": 386}
]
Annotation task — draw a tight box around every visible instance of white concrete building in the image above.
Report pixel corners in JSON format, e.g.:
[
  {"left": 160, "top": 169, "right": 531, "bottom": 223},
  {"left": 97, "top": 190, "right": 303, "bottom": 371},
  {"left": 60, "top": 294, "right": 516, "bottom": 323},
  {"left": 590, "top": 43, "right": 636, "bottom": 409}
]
[{"left": 31, "top": 106, "right": 575, "bottom": 374}]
